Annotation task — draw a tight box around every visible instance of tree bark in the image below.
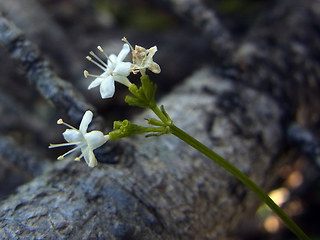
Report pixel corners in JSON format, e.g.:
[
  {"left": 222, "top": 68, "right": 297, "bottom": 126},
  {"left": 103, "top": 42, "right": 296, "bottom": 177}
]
[{"left": 0, "top": 0, "right": 319, "bottom": 239}]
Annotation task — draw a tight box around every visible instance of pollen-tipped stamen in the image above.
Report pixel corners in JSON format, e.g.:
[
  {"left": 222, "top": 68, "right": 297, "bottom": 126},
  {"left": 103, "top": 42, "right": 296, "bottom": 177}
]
[
  {"left": 49, "top": 142, "right": 79, "bottom": 149},
  {"left": 57, "top": 119, "right": 78, "bottom": 130},
  {"left": 74, "top": 153, "right": 83, "bottom": 161},
  {"left": 56, "top": 146, "right": 80, "bottom": 160},
  {"left": 83, "top": 71, "right": 107, "bottom": 79},
  {"left": 89, "top": 51, "right": 108, "bottom": 68},
  {"left": 97, "top": 46, "right": 114, "bottom": 64},
  {"left": 86, "top": 56, "right": 107, "bottom": 71},
  {"left": 121, "top": 37, "right": 134, "bottom": 51}
]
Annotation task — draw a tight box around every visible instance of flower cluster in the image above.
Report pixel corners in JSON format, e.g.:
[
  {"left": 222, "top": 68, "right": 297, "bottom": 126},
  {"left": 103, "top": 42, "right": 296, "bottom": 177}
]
[
  {"left": 84, "top": 38, "right": 160, "bottom": 99},
  {"left": 49, "top": 111, "right": 109, "bottom": 167},
  {"left": 50, "top": 38, "right": 160, "bottom": 167},
  {"left": 84, "top": 44, "right": 132, "bottom": 99}
]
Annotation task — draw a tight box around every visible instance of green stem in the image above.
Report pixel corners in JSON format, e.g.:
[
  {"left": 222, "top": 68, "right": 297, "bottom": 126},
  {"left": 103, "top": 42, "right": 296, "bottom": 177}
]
[
  {"left": 150, "top": 104, "right": 169, "bottom": 124},
  {"left": 147, "top": 94, "right": 308, "bottom": 239},
  {"left": 169, "top": 124, "right": 309, "bottom": 240}
]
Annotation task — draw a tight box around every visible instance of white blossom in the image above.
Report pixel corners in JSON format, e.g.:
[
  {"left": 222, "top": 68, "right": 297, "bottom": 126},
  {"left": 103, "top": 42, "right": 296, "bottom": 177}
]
[
  {"left": 49, "top": 110, "right": 109, "bottom": 167},
  {"left": 84, "top": 44, "right": 132, "bottom": 98}
]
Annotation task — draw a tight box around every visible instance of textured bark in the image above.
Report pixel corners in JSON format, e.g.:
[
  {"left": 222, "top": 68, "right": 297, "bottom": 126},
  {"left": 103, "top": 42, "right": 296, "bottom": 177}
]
[
  {"left": 0, "top": 0, "right": 82, "bottom": 80},
  {"left": 149, "top": 0, "right": 236, "bottom": 60},
  {"left": 0, "top": 0, "right": 319, "bottom": 239},
  {"left": 0, "top": 15, "right": 97, "bottom": 125},
  {"left": 0, "top": 69, "right": 282, "bottom": 240}
]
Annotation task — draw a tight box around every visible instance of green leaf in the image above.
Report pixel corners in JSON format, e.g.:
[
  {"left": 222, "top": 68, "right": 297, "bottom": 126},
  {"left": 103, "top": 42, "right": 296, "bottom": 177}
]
[
  {"left": 128, "top": 84, "right": 140, "bottom": 97},
  {"left": 125, "top": 75, "right": 157, "bottom": 109},
  {"left": 125, "top": 95, "right": 148, "bottom": 108},
  {"left": 160, "top": 105, "right": 171, "bottom": 122},
  {"left": 148, "top": 118, "right": 166, "bottom": 127},
  {"left": 141, "top": 75, "right": 157, "bottom": 104}
]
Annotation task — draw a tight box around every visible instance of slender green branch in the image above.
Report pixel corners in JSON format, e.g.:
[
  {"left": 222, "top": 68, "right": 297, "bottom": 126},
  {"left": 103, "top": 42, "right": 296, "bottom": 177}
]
[
  {"left": 169, "top": 124, "right": 309, "bottom": 240},
  {"left": 149, "top": 104, "right": 173, "bottom": 127},
  {"left": 108, "top": 119, "right": 168, "bottom": 141},
  {"left": 127, "top": 74, "right": 309, "bottom": 239}
]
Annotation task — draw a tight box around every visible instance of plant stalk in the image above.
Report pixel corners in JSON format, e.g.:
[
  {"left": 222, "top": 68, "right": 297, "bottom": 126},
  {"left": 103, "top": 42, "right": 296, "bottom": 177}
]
[{"left": 169, "top": 124, "right": 309, "bottom": 240}]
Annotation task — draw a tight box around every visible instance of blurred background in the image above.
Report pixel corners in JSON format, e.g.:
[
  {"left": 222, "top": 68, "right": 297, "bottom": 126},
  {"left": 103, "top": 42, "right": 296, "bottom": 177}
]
[{"left": 0, "top": 0, "right": 319, "bottom": 239}]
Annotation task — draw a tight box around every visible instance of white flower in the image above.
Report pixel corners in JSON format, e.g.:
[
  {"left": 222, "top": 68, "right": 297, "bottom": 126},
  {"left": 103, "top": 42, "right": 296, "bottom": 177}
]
[
  {"left": 49, "top": 110, "right": 109, "bottom": 167},
  {"left": 122, "top": 37, "right": 161, "bottom": 75},
  {"left": 84, "top": 43, "right": 132, "bottom": 99}
]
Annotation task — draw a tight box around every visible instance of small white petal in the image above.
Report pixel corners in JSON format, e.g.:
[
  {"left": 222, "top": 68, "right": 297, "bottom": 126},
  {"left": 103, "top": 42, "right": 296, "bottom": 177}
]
[
  {"left": 88, "top": 77, "right": 103, "bottom": 90},
  {"left": 117, "top": 43, "right": 130, "bottom": 62},
  {"left": 148, "top": 46, "right": 158, "bottom": 57},
  {"left": 113, "top": 62, "right": 131, "bottom": 76},
  {"left": 85, "top": 131, "right": 108, "bottom": 149},
  {"left": 149, "top": 62, "right": 161, "bottom": 74},
  {"left": 108, "top": 54, "right": 117, "bottom": 65},
  {"left": 100, "top": 76, "right": 115, "bottom": 98},
  {"left": 79, "top": 110, "right": 93, "bottom": 133},
  {"left": 113, "top": 76, "right": 131, "bottom": 87},
  {"left": 82, "top": 147, "right": 97, "bottom": 167},
  {"left": 63, "top": 129, "right": 83, "bottom": 143}
]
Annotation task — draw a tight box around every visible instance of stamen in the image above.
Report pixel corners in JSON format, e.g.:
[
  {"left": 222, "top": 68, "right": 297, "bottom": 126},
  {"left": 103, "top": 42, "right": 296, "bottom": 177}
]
[
  {"left": 49, "top": 142, "right": 79, "bottom": 148},
  {"left": 97, "top": 46, "right": 113, "bottom": 63},
  {"left": 89, "top": 51, "right": 108, "bottom": 68},
  {"left": 121, "top": 37, "right": 134, "bottom": 51},
  {"left": 56, "top": 146, "right": 80, "bottom": 159},
  {"left": 75, "top": 153, "right": 83, "bottom": 161},
  {"left": 86, "top": 56, "right": 107, "bottom": 71},
  {"left": 84, "top": 71, "right": 108, "bottom": 79},
  {"left": 84, "top": 70, "right": 89, "bottom": 78},
  {"left": 56, "top": 119, "right": 77, "bottom": 130}
]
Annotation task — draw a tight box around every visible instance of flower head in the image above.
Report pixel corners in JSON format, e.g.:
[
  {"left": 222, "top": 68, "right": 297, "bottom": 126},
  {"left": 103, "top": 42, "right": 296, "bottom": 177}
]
[
  {"left": 49, "top": 110, "right": 109, "bottom": 167},
  {"left": 84, "top": 44, "right": 132, "bottom": 98},
  {"left": 122, "top": 37, "right": 161, "bottom": 75}
]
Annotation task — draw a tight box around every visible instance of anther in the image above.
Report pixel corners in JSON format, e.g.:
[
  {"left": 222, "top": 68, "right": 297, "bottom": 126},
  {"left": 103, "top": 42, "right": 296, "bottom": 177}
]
[{"left": 96, "top": 45, "right": 112, "bottom": 62}]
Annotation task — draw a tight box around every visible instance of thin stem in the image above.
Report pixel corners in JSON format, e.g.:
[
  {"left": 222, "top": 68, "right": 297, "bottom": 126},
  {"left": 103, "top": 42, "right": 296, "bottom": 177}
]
[
  {"left": 169, "top": 124, "right": 309, "bottom": 240},
  {"left": 143, "top": 127, "right": 166, "bottom": 133},
  {"left": 141, "top": 74, "right": 308, "bottom": 239},
  {"left": 150, "top": 104, "right": 171, "bottom": 125}
]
